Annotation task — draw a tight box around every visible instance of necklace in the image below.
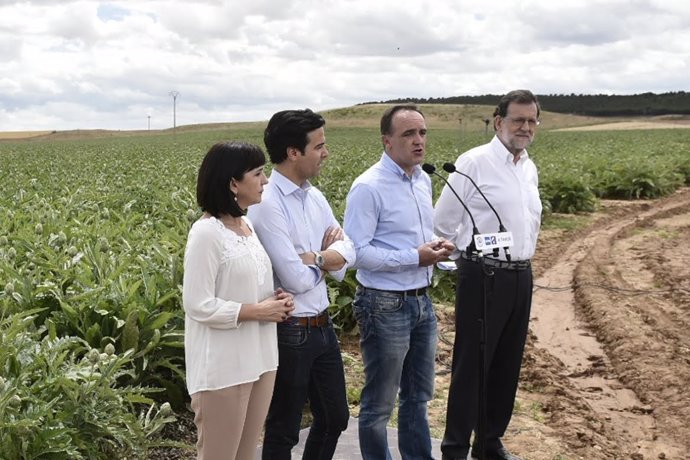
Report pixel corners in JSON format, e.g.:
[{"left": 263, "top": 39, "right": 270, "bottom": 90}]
[{"left": 219, "top": 215, "right": 250, "bottom": 236}]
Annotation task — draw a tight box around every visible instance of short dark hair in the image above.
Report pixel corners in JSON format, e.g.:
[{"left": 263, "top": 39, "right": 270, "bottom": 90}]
[
  {"left": 196, "top": 141, "right": 266, "bottom": 218},
  {"left": 380, "top": 104, "right": 425, "bottom": 135},
  {"left": 493, "top": 89, "right": 541, "bottom": 119},
  {"left": 264, "top": 109, "right": 326, "bottom": 164}
]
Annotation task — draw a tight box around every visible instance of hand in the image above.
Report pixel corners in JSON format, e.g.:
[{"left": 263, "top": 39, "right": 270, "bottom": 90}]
[
  {"left": 254, "top": 288, "right": 295, "bottom": 322},
  {"left": 417, "top": 239, "right": 454, "bottom": 267},
  {"left": 432, "top": 238, "right": 455, "bottom": 253},
  {"left": 274, "top": 287, "right": 292, "bottom": 301},
  {"left": 298, "top": 252, "right": 314, "bottom": 265},
  {"left": 321, "top": 226, "right": 344, "bottom": 250}
]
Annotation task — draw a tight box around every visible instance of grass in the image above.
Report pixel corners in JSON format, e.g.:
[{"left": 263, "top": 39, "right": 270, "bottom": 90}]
[
  {"left": 514, "top": 400, "right": 546, "bottom": 424},
  {"left": 542, "top": 214, "right": 593, "bottom": 231}
]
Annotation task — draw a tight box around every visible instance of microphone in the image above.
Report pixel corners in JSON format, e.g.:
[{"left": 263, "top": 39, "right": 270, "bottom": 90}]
[
  {"left": 422, "top": 163, "right": 481, "bottom": 256},
  {"left": 442, "top": 162, "right": 512, "bottom": 261}
]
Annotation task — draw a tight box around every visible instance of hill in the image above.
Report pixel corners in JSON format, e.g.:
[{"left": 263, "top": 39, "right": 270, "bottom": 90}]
[
  {"left": 371, "top": 91, "right": 690, "bottom": 116},
  {"left": 322, "top": 103, "right": 627, "bottom": 131},
  {"left": 3, "top": 103, "right": 690, "bottom": 142}
]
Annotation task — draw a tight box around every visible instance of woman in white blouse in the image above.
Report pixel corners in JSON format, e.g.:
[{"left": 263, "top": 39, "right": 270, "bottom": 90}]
[{"left": 183, "top": 141, "right": 295, "bottom": 460}]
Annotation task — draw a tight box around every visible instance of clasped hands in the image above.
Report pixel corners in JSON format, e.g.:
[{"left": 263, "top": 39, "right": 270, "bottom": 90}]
[
  {"left": 418, "top": 238, "right": 455, "bottom": 267},
  {"left": 257, "top": 288, "right": 295, "bottom": 323}
]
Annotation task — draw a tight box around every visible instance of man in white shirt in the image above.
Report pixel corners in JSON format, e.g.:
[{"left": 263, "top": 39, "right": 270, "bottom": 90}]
[
  {"left": 433, "top": 90, "right": 542, "bottom": 460},
  {"left": 248, "top": 109, "right": 355, "bottom": 460}
]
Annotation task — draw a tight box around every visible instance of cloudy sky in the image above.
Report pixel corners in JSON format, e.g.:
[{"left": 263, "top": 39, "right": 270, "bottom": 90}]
[{"left": 1, "top": 0, "right": 689, "bottom": 131}]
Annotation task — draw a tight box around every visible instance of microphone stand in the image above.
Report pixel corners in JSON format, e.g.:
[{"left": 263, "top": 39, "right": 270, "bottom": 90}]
[
  {"left": 422, "top": 163, "right": 493, "bottom": 460},
  {"left": 475, "top": 254, "right": 493, "bottom": 460},
  {"left": 455, "top": 213, "right": 492, "bottom": 460}
]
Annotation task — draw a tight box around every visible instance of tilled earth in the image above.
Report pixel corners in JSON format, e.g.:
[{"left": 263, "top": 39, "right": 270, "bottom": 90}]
[
  {"left": 152, "top": 188, "right": 690, "bottom": 459},
  {"left": 509, "top": 187, "right": 690, "bottom": 459}
]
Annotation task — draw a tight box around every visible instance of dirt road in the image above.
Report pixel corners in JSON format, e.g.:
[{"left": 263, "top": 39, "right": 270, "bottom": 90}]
[{"left": 504, "top": 187, "right": 690, "bottom": 459}]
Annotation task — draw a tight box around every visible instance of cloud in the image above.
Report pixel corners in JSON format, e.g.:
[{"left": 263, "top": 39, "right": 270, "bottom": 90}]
[{"left": 0, "top": 0, "right": 688, "bottom": 131}]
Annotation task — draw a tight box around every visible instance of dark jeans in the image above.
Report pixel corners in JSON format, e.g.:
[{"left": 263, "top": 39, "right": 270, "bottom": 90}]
[
  {"left": 441, "top": 259, "right": 532, "bottom": 458},
  {"left": 261, "top": 317, "right": 349, "bottom": 460}
]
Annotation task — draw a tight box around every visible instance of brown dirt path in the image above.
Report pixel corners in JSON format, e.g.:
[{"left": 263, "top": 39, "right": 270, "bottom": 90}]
[{"left": 521, "top": 188, "right": 690, "bottom": 459}]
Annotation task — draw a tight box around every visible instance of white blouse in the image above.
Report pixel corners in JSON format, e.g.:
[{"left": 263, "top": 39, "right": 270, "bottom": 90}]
[{"left": 183, "top": 216, "right": 278, "bottom": 395}]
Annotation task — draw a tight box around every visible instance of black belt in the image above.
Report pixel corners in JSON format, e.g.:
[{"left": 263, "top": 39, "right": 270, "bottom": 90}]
[
  {"left": 459, "top": 252, "right": 531, "bottom": 271},
  {"left": 359, "top": 285, "right": 428, "bottom": 297}
]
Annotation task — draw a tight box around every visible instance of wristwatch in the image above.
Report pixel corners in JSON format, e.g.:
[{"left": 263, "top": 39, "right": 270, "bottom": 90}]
[{"left": 313, "top": 251, "right": 325, "bottom": 269}]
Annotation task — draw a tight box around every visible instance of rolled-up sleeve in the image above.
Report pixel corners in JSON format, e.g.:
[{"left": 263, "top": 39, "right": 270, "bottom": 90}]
[{"left": 326, "top": 237, "right": 355, "bottom": 281}]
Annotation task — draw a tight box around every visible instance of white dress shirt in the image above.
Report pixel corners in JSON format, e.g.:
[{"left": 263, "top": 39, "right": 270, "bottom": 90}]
[
  {"left": 247, "top": 169, "right": 355, "bottom": 316},
  {"left": 433, "top": 136, "right": 542, "bottom": 261},
  {"left": 183, "top": 216, "right": 278, "bottom": 395}
]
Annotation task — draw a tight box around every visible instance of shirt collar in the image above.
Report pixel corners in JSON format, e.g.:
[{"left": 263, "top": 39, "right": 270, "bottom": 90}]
[
  {"left": 490, "top": 135, "right": 530, "bottom": 164},
  {"left": 270, "top": 169, "right": 312, "bottom": 196},
  {"left": 380, "top": 152, "right": 422, "bottom": 180}
]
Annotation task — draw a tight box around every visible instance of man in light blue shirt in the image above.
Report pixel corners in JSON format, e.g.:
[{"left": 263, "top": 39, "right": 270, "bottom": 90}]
[
  {"left": 249, "top": 109, "right": 356, "bottom": 459},
  {"left": 343, "top": 105, "right": 454, "bottom": 460}
]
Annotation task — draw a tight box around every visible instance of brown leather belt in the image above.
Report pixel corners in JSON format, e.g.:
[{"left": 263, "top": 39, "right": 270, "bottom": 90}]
[{"left": 294, "top": 311, "right": 330, "bottom": 327}]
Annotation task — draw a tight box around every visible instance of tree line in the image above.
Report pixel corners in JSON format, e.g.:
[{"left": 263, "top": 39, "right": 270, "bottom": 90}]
[{"left": 365, "top": 91, "right": 690, "bottom": 117}]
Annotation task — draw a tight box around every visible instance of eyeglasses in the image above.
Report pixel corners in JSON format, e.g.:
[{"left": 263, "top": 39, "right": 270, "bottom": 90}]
[{"left": 503, "top": 117, "right": 540, "bottom": 128}]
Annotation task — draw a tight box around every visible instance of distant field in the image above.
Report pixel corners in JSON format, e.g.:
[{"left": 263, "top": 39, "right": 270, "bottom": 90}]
[
  {"left": 556, "top": 119, "right": 690, "bottom": 131},
  {"left": 323, "top": 103, "right": 617, "bottom": 131},
  {"left": 0, "top": 131, "right": 53, "bottom": 139},
  {"left": 7, "top": 103, "right": 689, "bottom": 140}
]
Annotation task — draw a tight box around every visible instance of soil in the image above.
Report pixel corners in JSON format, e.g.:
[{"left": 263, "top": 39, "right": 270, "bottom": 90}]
[
  {"left": 152, "top": 188, "right": 690, "bottom": 459},
  {"left": 556, "top": 120, "right": 690, "bottom": 131},
  {"left": 509, "top": 187, "right": 690, "bottom": 459}
]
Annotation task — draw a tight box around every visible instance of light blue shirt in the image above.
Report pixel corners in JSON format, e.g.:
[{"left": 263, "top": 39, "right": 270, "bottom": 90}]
[
  {"left": 344, "top": 152, "right": 434, "bottom": 291},
  {"left": 248, "top": 169, "right": 355, "bottom": 317}
]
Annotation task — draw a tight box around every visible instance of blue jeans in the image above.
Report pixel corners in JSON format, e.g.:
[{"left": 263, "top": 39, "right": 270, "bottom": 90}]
[
  {"left": 261, "top": 317, "right": 349, "bottom": 460},
  {"left": 353, "top": 286, "right": 438, "bottom": 460}
]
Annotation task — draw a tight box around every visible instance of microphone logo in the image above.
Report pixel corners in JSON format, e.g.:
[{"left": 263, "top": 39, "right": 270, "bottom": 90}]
[
  {"left": 474, "top": 232, "right": 514, "bottom": 252},
  {"left": 442, "top": 161, "right": 513, "bottom": 260}
]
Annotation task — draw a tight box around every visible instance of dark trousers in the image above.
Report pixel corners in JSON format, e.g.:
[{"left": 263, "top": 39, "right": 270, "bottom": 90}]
[
  {"left": 261, "top": 318, "right": 349, "bottom": 460},
  {"left": 441, "top": 259, "right": 533, "bottom": 457}
]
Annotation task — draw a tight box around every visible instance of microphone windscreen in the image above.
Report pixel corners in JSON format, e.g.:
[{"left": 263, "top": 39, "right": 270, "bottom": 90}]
[
  {"left": 422, "top": 163, "right": 436, "bottom": 174},
  {"left": 442, "top": 162, "right": 456, "bottom": 173}
]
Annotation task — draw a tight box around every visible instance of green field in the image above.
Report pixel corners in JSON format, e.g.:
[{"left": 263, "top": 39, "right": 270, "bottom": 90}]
[{"left": 1, "top": 106, "right": 690, "bottom": 457}]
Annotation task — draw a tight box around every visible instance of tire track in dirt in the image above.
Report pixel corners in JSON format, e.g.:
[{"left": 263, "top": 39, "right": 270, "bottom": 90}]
[{"left": 530, "top": 188, "right": 690, "bottom": 459}]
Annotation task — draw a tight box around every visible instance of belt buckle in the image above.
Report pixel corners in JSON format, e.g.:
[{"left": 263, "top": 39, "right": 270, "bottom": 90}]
[
  {"left": 315, "top": 313, "right": 324, "bottom": 326},
  {"left": 312, "top": 311, "right": 328, "bottom": 327},
  {"left": 407, "top": 286, "right": 427, "bottom": 297}
]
